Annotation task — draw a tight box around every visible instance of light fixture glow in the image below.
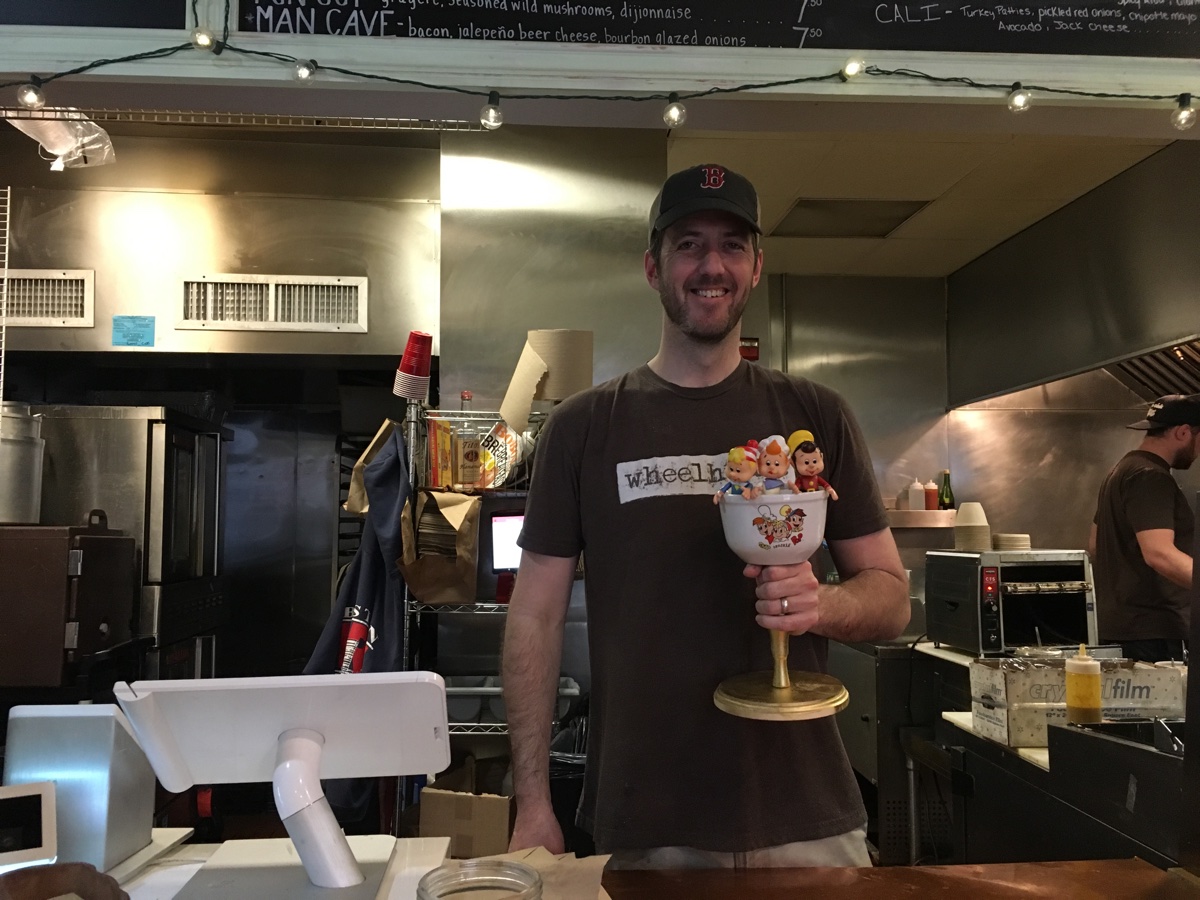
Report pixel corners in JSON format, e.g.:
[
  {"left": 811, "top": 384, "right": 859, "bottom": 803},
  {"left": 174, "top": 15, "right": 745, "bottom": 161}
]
[
  {"left": 293, "top": 60, "right": 318, "bottom": 84},
  {"left": 480, "top": 91, "right": 503, "bottom": 130},
  {"left": 1171, "top": 94, "right": 1195, "bottom": 131},
  {"left": 190, "top": 27, "right": 216, "bottom": 50},
  {"left": 840, "top": 58, "right": 865, "bottom": 81},
  {"left": 49, "top": 156, "right": 65, "bottom": 172},
  {"left": 662, "top": 93, "right": 687, "bottom": 128},
  {"left": 1007, "top": 82, "right": 1032, "bottom": 114},
  {"left": 16, "top": 82, "right": 45, "bottom": 110}
]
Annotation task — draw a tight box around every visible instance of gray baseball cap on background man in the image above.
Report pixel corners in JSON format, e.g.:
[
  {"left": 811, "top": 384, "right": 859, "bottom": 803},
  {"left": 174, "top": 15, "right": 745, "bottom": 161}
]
[{"left": 1126, "top": 393, "right": 1200, "bottom": 430}]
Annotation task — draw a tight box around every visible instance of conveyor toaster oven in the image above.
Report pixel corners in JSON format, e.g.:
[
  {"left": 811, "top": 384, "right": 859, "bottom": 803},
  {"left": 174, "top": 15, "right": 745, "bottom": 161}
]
[{"left": 925, "top": 550, "right": 1097, "bottom": 656}]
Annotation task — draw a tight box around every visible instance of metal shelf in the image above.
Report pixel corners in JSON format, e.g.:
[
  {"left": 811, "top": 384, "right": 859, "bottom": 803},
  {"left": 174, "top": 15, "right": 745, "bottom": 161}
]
[
  {"left": 408, "top": 602, "right": 509, "bottom": 614},
  {"left": 888, "top": 509, "right": 957, "bottom": 528},
  {"left": 449, "top": 723, "right": 510, "bottom": 735}
]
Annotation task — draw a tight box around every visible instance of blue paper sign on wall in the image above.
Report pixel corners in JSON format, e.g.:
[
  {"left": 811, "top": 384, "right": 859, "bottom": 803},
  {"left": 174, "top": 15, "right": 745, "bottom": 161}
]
[{"left": 112, "top": 316, "right": 155, "bottom": 347}]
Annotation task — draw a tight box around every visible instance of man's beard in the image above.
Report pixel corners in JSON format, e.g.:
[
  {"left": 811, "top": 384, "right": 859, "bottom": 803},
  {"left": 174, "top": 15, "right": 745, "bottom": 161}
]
[{"left": 659, "top": 279, "right": 747, "bottom": 345}]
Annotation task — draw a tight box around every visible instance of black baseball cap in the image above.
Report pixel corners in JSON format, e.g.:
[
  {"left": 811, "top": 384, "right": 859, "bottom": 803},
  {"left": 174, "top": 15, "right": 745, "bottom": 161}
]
[
  {"left": 648, "top": 164, "right": 761, "bottom": 245},
  {"left": 1126, "top": 393, "right": 1200, "bottom": 430}
]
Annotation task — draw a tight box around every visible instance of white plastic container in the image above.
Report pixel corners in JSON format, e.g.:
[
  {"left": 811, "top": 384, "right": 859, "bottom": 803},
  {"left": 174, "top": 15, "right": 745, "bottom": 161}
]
[{"left": 907, "top": 478, "right": 925, "bottom": 513}]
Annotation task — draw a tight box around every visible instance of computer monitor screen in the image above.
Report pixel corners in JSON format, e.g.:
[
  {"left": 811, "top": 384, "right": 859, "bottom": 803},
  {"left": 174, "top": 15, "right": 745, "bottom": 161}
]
[{"left": 491, "top": 514, "right": 524, "bottom": 573}]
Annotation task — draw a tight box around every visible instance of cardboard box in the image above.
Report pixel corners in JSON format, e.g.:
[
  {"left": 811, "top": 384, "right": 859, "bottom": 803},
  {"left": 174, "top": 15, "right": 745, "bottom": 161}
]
[
  {"left": 417, "top": 756, "right": 512, "bottom": 858},
  {"left": 970, "top": 658, "right": 1185, "bottom": 748}
]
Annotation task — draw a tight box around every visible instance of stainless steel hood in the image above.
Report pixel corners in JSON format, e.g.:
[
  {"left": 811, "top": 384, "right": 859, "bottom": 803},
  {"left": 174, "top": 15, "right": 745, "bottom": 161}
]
[{"left": 1105, "top": 338, "right": 1200, "bottom": 402}]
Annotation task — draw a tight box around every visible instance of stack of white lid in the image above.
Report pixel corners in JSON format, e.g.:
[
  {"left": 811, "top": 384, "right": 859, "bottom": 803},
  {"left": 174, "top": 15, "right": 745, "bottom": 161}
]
[
  {"left": 993, "top": 533, "right": 1032, "bottom": 550},
  {"left": 954, "top": 502, "right": 991, "bottom": 552}
]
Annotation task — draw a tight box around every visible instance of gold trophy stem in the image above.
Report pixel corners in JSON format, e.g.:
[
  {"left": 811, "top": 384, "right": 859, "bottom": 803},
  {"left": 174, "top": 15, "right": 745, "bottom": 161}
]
[{"left": 771, "top": 629, "right": 790, "bottom": 689}]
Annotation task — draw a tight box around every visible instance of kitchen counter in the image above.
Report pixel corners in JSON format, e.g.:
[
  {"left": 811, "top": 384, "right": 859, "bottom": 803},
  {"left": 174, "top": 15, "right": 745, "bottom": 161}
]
[{"left": 603, "top": 858, "right": 1200, "bottom": 898}]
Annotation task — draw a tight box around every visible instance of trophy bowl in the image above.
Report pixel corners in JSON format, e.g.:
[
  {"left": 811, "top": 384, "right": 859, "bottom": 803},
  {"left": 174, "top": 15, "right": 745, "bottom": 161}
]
[
  {"left": 718, "top": 490, "right": 828, "bottom": 567},
  {"left": 714, "top": 489, "right": 848, "bottom": 721}
]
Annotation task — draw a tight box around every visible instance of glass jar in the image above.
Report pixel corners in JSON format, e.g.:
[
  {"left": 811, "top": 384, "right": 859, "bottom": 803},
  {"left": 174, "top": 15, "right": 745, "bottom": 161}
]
[{"left": 417, "top": 859, "right": 542, "bottom": 899}]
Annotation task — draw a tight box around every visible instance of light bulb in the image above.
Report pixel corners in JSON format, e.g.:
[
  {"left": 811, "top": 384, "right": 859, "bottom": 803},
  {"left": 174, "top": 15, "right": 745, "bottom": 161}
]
[
  {"left": 293, "top": 60, "right": 318, "bottom": 83},
  {"left": 840, "top": 58, "right": 865, "bottom": 81},
  {"left": 1007, "top": 82, "right": 1032, "bottom": 114},
  {"left": 49, "top": 156, "right": 65, "bottom": 172},
  {"left": 1171, "top": 94, "right": 1195, "bottom": 131},
  {"left": 662, "top": 93, "right": 687, "bottom": 128},
  {"left": 480, "top": 91, "right": 503, "bottom": 130},
  {"left": 16, "top": 82, "right": 45, "bottom": 110},
  {"left": 190, "top": 27, "right": 216, "bottom": 50}
]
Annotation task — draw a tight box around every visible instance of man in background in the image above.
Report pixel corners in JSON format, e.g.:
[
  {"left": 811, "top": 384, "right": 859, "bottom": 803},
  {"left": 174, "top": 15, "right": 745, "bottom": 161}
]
[{"left": 1090, "top": 393, "right": 1200, "bottom": 662}]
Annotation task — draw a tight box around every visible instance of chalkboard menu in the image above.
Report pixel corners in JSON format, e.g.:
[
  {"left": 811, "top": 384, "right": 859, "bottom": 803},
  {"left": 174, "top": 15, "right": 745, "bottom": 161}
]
[
  {"left": 0, "top": 0, "right": 186, "bottom": 28},
  {"left": 239, "top": 0, "right": 1198, "bottom": 58}
]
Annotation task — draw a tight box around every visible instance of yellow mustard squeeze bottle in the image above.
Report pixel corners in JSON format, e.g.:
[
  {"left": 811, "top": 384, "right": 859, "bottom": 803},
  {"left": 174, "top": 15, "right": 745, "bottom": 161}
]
[{"left": 1065, "top": 643, "right": 1102, "bottom": 725}]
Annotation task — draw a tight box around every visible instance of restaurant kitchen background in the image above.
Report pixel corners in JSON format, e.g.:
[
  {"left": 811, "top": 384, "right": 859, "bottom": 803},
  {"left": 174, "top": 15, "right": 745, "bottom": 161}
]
[{"left": 1, "top": 116, "right": 1198, "bottom": 685}]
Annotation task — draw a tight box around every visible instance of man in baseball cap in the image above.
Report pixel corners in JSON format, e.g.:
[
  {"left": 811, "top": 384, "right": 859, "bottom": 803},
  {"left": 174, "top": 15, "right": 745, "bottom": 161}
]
[
  {"left": 505, "top": 160, "right": 908, "bottom": 869},
  {"left": 1091, "top": 391, "right": 1200, "bottom": 662}
]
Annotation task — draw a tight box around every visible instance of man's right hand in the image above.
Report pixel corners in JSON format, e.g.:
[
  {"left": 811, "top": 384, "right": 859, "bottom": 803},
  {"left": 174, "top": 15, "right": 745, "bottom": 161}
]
[{"left": 509, "top": 801, "right": 565, "bottom": 854}]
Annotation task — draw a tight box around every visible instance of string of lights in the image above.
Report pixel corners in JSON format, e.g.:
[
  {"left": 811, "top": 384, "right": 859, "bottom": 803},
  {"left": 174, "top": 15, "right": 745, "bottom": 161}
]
[{"left": 0, "top": 0, "right": 1194, "bottom": 132}]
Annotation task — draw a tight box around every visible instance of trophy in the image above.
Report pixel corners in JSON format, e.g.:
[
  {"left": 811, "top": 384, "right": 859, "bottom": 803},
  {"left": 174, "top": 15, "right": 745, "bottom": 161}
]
[{"left": 713, "top": 446, "right": 849, "bottom": 721}]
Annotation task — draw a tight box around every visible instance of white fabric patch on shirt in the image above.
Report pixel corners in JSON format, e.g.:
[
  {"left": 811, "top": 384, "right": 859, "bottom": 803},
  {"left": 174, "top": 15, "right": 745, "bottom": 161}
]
[{"left": 616, "top": 454, "right": 728, "bottom": 504}]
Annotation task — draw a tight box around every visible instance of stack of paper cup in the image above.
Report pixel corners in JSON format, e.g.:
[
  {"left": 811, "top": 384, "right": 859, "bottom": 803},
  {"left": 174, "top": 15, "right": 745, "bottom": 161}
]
[
  {"left": 954, "top": 501, "right": 992, "bottom": 552},
  {"left": 393, "top": 330, "right": 433, "bottom": 400}
]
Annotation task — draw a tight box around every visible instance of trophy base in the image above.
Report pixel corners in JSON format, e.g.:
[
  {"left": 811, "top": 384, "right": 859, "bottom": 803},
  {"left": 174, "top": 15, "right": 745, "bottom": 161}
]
[{"left": 713, "top": 671, "right": 849, "bottom": 721}]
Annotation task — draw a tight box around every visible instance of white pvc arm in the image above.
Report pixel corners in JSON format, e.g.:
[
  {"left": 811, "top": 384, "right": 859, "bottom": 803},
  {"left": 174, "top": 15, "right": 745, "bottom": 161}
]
[{"left": 273, "top": 728, "right": 363, "bottom": 888}]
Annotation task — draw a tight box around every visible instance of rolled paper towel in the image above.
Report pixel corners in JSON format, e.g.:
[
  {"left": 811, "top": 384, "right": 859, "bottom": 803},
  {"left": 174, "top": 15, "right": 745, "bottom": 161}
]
[
  {"left": 500, "top": 329, "right": 593, "bottom": 434},
  {"left": 528, "top": 329, "right": 593, "bottom": 400}
]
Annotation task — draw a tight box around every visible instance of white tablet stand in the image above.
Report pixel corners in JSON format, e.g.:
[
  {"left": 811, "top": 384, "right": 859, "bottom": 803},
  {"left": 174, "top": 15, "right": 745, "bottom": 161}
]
[{"left": 113, "top": 672, "right": 450, "bottom": 889}]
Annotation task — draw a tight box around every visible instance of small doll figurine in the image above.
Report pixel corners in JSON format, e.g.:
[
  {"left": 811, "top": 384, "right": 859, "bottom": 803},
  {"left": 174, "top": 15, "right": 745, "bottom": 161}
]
[
  {"left": 787, "top": 429, "right": 839, "bottom": 501},
  {"left": 756, "top": 435, "right": 794, "bottom": 494},
  {"left": 714, "top": 440, "right": 762, "bottom": 504}
]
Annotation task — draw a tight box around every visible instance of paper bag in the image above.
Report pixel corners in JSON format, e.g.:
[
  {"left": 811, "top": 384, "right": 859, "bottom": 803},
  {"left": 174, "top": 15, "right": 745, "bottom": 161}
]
[
  {"left": 398, "top": 490, "right": 481, "bottom": 605},
  {"left": 344, "top": 418, "right": 397, "bottom": 517}
]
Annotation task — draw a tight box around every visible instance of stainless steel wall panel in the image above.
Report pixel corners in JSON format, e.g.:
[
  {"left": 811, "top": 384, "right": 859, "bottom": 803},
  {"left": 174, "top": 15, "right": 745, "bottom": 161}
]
[
  {"left": 948, "top": 369, "right": 1199, "bottom": 553},
  {"left": 3, "top": 131, "right": 440, "bottom": 356},
  {"left": 438, "top": 127, "right": 666, "bottom": 409},
  {"left": 781, "top": 275, "right": 949, "bottom": 503},
  {"left": 947, "top": 141, "right": 1200, "bottom": 406}
]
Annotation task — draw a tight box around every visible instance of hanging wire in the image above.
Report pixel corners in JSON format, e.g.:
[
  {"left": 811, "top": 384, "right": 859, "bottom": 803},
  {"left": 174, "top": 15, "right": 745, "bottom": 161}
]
[{"left": 0, "top": 1, "right": 1191, "bottom": 110}]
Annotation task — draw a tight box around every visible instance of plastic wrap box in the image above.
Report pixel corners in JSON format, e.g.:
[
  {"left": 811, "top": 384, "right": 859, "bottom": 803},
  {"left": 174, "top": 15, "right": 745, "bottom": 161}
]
[{"left": 970, "top": 658, "right": 1185, "bottom": 748}]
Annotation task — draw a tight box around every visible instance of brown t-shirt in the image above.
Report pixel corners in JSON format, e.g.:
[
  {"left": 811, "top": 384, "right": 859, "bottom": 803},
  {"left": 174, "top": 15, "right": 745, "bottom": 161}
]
[
  {"left": 1093, "top": 450, "right": 1194, "bottom": 641},
  {"left": 519, "top": 361, "right": 888, "bottom": 852}
]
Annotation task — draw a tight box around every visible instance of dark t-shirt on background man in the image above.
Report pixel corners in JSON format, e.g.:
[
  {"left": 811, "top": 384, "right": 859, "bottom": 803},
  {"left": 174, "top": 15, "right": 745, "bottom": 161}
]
[
  {"left": 519, "top": 360, "right": 888, "bottom": 852},
  {"left": 1093, "top": 450, "right": 1194, "bottom": 642}
]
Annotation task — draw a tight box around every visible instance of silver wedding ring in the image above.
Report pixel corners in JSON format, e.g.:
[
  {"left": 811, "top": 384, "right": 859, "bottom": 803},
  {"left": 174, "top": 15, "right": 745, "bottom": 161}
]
[{"left": 780, "top": 597, "right": 789, "bottom": 616}]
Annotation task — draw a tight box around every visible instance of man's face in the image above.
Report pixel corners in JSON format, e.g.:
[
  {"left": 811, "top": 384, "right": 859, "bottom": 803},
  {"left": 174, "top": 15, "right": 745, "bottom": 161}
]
[{"left": 645, "top": 210, "right": 762, "bottom": 344}]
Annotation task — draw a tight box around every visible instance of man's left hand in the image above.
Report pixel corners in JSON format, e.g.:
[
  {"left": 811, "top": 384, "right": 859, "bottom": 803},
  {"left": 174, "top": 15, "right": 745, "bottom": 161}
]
[{"left": 744, "top": 561, "right": 820, "bottom": 634}]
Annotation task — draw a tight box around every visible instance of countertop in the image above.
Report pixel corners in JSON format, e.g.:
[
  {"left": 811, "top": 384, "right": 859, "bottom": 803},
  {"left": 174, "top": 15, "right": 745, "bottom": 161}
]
[
  {"left": 943, "top": 709, "right": 1050, "bottom": 770},
  {"left": 602, "top": 858, "right": 1200, "bottom": 898}
]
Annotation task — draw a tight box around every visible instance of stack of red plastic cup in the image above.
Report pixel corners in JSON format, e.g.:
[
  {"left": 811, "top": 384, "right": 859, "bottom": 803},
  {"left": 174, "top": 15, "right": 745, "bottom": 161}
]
[{"left": 393, "top": 331, "right": 432, "bottom": 400}]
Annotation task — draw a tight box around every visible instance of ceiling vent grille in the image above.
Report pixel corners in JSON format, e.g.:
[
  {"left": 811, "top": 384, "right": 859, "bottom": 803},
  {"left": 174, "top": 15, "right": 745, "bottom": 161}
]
[
  {"left": 179, "top": 274, "right": 368, "bottom": 333},
  {"left": 1106, "top": 339, "right": 1200, "bottom": 401},
  {"left": 3, "top": 269, "right": 95, "bottom": 327}
]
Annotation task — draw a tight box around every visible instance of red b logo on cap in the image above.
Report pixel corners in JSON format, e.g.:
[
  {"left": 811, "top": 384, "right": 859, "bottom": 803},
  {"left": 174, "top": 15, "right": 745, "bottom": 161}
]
[{"left": 700, "top": 166, "right": 725, "bottom": 189}]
